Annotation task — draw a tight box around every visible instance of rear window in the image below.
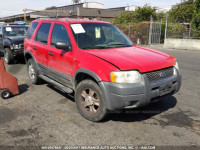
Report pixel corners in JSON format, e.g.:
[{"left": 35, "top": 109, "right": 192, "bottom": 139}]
[
  {"left": 35, "top": 23, "right": 51, "bottom": 44},
  {"left": 26, "top": 22, "right": 38, "bottom": 39}
]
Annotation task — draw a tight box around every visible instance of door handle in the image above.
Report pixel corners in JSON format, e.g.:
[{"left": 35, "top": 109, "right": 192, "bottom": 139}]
[
  {"left": 48, "top": 51, "right": 54, "bottom": 56},
  {"left": 33, "top": 46, "right": 37, "bottom": 50}
]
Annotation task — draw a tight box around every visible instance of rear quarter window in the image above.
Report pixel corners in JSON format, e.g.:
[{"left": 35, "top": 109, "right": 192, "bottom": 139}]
[{"left": 26, "top": 22, "right": 39, "bottom": 39}]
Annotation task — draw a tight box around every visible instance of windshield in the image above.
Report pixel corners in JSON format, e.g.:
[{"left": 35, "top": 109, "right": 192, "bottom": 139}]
[
  {"left": 3, "top": 26, "right": 28, "bottom": 37},
  {"left": 71, "top": 23, "right": 133, "bottom": 50}
]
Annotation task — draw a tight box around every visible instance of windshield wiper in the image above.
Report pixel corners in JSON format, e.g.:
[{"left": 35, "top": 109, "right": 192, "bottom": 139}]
[
  {"left": 95, "top": 42, "right": 133, "bottom": 48},
  {"left": 81, "top": 43, "right": 133, "bottom": 50},
  {"left": 81, "top": 45, "right": 109, "bottom": 50},
  {"left": 106, "top": 42, "right": 133, "bottom": 47}
]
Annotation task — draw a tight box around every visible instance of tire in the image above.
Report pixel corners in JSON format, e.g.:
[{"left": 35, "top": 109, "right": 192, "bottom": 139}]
[
  {"left": 75, "top": 79, "right": 108, "bottom": 122},
  {"left": 1, "top": 89, "right": 11, "bottom": 99},
  {"left": 27, "top": 59, "right": 41, "bottom": 84},
  {"left": 4, "top": 48, "right": 14, "bottom": 64}
]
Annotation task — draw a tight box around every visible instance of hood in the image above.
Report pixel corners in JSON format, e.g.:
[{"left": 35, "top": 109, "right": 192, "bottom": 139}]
[
  {"left": 85, "top": 46, "right": 176, "bottom": 73},
  {"left": 6, "top": 36, "right": 25, "bottom": 45}
]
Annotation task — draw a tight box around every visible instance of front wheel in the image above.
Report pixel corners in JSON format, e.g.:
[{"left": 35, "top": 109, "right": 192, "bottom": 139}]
[
  {"left": 75, "top": 79, "right": 108, "bottom": 122},
  {"left": 4, "top": 48, "right": 14, "bottom": 64}
]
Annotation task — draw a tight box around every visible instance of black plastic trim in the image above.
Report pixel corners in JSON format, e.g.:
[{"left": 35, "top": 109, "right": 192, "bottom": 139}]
[
  {"left": 38, "top": 63, "right": 74, "bottom": 89},
  {"left": 99, "top": 69, "right": 182, "bottom": 110},
  {"left": 74, "top": 68, "right": 102, "bottom": 83},
  {"left": 24, "top": 51, "right": 37, "bottom": 65}
]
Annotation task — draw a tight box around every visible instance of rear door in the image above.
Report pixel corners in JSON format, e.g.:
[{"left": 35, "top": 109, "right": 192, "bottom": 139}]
[
  {"left": 32, "top": 23, "right": 52, "bottom": 68},
  {"left": 47, "top": 23, "right": 74, "bottom": 86}
]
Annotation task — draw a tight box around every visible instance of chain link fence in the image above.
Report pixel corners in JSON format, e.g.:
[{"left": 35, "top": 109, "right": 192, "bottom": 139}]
[
  {"left": 166, "top": 22, "right": 200, "bottom": 39},
  {"left": 115, "top": 22, "right": 150, "bottom": 45},
  {"left": 115, "top": 18, "right": 200, "bottom": 45},
  {"left": 114, "top": 18, "right": 164, "bottom": 45}
]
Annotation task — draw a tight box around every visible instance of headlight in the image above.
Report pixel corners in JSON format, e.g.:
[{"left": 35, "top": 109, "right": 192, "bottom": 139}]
[
  {"left": 174, "top": 62, "right": 179, "bottom": 70},
  {"left": 110, "top": 71, "right": 141, "bottom": 83},
  {"left": 10, "top": 45, "right": 14, "bottom": 50},
  {"left": 14, "top": 44, "right": 19, "bottom": 49}
]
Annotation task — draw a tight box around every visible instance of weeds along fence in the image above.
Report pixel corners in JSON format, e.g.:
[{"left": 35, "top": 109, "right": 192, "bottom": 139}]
[
  {"left": 115, "top": 22, "right": 150, "bottom": 45},
  {"left": 166, "top": 22, "right": 200, "bottom": 39},
  {"left": 115, "top": 21, "right": 200, "bottom": 45}
]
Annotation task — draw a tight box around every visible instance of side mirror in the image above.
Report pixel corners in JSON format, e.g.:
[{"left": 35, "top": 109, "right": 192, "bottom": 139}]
[
  {"left": 0, "top": 51, "right": 4, "bottom": 57},
  {"left": 55, "top": 42, "right": 71, "bottom": 51}
]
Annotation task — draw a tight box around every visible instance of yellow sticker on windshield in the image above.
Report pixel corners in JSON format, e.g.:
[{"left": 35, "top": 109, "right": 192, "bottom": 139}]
[{"left": 95, "top": 27, "right": 101, "bottom": 39}]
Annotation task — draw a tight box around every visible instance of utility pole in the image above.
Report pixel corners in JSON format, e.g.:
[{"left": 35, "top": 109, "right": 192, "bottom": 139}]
[
  {"left": 23, "top": 10, "right": 26, "bottom": 22},
  {"left": 148, "top": 15, "right": 153, "bottom": 45},
  {"left": 164, "top": 13, "right": 168, "bottom": 41}
]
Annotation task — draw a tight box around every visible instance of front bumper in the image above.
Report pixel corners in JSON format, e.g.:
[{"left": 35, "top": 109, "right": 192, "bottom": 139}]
[
  {"left": 12, "top": 49, "right": 24, "bottom": 56},
  {"left": 99, "top": 68, "right": 181, "bottom": 110}
]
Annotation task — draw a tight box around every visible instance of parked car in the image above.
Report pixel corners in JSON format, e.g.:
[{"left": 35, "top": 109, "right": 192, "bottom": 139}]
[
  {"left": 0, "top": 23, "right": 28, "bottom": 64},
  {"left": 24, "top": 19, "right": 181, "bottom": 121}
]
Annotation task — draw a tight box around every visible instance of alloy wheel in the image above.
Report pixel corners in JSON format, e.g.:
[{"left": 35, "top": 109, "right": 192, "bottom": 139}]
[
  {"left": 80, "top": 88, "right": 100, "bottom": 114},
  {"left": 28, "top": 64, "right": 36, "bottom": 80},
  {"left": 4, "top": 51, "right": 8, "bottom": 63}
]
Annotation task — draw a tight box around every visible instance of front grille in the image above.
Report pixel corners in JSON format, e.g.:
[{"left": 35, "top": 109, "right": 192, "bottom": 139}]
[
  {"left": 146, "top": 67, "right": 174, "bottom": 83},
  {"left": 19, "top": 44, "right": 24, "bottom": 49}
]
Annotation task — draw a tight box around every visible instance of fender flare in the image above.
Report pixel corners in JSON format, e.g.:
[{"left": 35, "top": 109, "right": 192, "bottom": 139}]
[
  {"left": 24, "top": 51, "right": 39, "bottom": 68},
  {"left": 74, "top": 68, "right": 102, "bottom": 83},
  {"left": 3, "top": 39, "right": 12, "bottom": 49}
]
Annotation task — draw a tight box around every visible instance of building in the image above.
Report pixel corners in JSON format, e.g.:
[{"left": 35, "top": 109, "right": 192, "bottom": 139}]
[
  {"left": 0, "top": 2, "right": 134, "bottom": 22},
  {"left": 109, "top": 5, "right": 138, "bottom": 11}
]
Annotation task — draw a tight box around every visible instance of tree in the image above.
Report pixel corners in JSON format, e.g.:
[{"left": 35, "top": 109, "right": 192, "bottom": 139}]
[
  {"left": 156, "top": 11, "right": 166, "bottom": 21},
  {"left": 168, "top": 0, "right": 194, "bottom": 23},
  {"left": 134, "top": 4, "right": 157, "bottom": 21},
  {"left": 113, "top": 4, "right": 157, "bottom": 24},
  {"left": 191, "top": 0, "right": 200, "bottom": 30}
]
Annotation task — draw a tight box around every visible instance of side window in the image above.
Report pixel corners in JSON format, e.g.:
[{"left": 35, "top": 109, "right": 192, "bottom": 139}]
[
  {"left": 35, "top": 23, "right": 51, "bottom": 44},
  {"left": 26, "top": 22, "right": 39, "bottom": 39},
  {"left": 51, "top": 24, "right": 71, "bottom": 47}
]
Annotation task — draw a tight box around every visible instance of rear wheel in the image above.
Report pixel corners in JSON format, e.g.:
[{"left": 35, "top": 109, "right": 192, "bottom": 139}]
[
  {"left": 1, "top": 89, "right": 11, "bottom": 99},
  {"left": 27, "top": 59, "right": 41, "bottom": 84},
  {"left": 75, "top": 79, "right": 107, "bottom": 122},
  {"left": 4, "top": 48, "right": 14, "bottom": 64}
]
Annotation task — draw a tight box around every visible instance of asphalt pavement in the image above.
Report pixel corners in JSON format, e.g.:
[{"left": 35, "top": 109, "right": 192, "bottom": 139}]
[{"left": 0, "top": 45, "right": 200, "bottom": 149}]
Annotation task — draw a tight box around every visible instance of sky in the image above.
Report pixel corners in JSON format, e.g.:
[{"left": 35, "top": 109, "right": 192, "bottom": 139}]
[{"left": 0, "top": 0, "right": 181, "bottom": 18}]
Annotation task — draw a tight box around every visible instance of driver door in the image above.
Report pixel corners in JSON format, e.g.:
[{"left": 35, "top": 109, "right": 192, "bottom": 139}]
[{"left": 46, "top": 23, "right": 74, "bottom": 87}]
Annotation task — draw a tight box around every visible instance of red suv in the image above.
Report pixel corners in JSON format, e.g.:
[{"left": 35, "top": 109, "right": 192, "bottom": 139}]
[{"left": 24, "top": 19, "right": 181, "bottom": 121}]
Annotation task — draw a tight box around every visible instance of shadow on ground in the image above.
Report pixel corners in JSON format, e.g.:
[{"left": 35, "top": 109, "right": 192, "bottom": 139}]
[
  {"left": 45, "top": 83, "right": 177, "bottom": 123},
  {"left": 105, "top": 96, "right": 177, "bottom": 122},
  {"left": 46, "top": 84, "right": 75, "bottom": 102},
  {"left": 18, "top": 84, "right": 29, "bottom": 95}
]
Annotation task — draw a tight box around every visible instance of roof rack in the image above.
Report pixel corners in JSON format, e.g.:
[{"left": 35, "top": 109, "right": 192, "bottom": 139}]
[{"left": 37, "top": 18, "right": 57, "bottom": 20}]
